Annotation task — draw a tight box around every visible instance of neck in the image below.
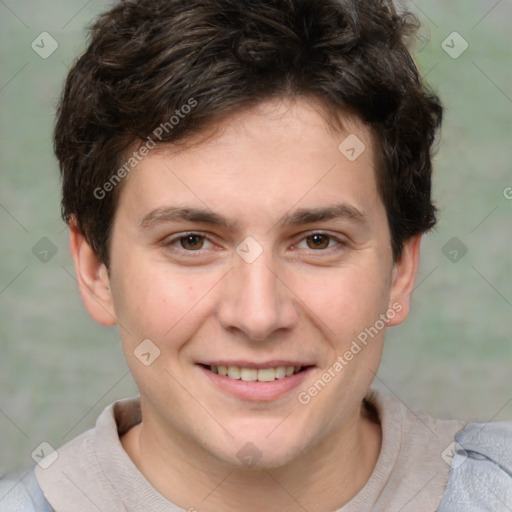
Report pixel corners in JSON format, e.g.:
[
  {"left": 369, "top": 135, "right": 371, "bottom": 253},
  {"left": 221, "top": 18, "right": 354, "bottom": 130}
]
[{"left": 121, "top": 399, "right": 381, "bottom": 512}]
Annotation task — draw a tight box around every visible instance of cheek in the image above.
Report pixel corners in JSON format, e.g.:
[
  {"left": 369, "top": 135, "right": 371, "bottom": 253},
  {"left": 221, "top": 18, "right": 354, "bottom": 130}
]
[
  {"left": 291, "top": 261, "right": 391, "bottom": 342},
  {"left": 110, "top": 262, "right": 221, "bottom": 399},
  {"left": 110, "top": 259, "right": 220, "bottom": 348}
]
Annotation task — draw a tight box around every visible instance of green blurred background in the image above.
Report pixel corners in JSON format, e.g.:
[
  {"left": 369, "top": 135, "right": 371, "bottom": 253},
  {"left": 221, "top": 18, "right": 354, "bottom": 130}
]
[{"left": 1, "top": 0, "right": 511, "bottom": 475}]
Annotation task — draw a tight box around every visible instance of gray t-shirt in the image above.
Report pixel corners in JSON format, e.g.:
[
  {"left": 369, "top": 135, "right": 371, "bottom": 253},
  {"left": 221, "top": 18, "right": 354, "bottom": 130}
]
[{"left": 33, "top": 389, "right": 465, "bottom": 511}]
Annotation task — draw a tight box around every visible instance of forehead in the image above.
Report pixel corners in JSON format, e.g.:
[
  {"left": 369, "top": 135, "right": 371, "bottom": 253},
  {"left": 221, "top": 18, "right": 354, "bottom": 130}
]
[
  {"left": 115, "top": 97, "right": 382, "bottom": 228},
  {"left": 154, "top": 97, "right": 373, "bottom": 161}
]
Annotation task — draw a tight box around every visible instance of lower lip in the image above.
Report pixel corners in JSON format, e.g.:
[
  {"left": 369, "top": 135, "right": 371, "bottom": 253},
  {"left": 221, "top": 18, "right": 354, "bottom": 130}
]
[{"left": 198, "top": 365, "right": 314, "bottom": 401}]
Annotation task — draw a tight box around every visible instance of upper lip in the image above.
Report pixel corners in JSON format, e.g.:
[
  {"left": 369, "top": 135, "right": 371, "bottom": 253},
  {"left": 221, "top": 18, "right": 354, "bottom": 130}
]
[{"left": 199, "top": 360, "right": 314, "bottom": 369}]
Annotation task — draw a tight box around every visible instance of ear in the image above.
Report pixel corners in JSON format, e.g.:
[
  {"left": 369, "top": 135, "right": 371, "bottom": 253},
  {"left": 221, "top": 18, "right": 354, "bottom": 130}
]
[
  {"left": 68, "top": 217, "right": 117, "bottom": 326},
  {"left": 387, "top": 235, "right": 422, "bottom": 327}
]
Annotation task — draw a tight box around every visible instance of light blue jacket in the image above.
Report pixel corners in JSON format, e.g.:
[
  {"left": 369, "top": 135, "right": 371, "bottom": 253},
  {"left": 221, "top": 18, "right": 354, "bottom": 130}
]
[
  {"left": 0, "top": 469, "right": 53, "bottom": 511},
  {"left": 437, "top": 420, "right": 512, "bottom": 511}
]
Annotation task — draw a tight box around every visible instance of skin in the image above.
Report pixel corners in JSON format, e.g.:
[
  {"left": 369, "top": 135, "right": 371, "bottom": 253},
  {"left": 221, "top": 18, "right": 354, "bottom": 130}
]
[{"left": 69, "top": 97, "right": 421, "bottom": 512}]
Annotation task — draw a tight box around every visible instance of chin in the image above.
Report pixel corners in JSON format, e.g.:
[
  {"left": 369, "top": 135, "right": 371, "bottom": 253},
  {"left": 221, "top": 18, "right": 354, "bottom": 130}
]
[{"left": 211, "top": 431, "right": 308, "bottom": 471}]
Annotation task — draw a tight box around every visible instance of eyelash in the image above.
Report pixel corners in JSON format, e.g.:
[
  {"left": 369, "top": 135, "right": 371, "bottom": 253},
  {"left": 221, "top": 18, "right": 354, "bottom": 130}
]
[{"left": 161, "top": 231, "right": 346, "bottom": 257}]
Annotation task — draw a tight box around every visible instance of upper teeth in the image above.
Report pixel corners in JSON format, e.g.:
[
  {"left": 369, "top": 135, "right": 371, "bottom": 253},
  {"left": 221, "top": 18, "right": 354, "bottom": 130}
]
[{"left": 209, "top": 365, "right": 302, "bottom": 382}]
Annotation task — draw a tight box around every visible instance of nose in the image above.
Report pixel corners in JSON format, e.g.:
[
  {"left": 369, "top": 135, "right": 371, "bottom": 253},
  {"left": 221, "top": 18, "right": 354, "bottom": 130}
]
[{"left": 217, "top": 249, "right": 298, "bottom": 341}]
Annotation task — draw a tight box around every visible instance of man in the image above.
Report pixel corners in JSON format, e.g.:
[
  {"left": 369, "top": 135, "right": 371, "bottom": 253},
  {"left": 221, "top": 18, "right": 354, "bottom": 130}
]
[{"left": 1, "top": 0, "right": 511, "bottom": 510}]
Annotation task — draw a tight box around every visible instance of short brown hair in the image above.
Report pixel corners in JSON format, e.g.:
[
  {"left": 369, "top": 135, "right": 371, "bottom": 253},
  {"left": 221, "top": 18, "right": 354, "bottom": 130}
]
[{"left": 55, "top": 0, "right": 442, "bottom": 265}]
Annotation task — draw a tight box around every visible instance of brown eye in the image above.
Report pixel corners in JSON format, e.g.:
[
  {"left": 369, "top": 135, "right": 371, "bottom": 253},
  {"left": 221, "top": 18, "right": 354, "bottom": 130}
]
[
  {"left": 179, "top": 234, "right": 205, "bottom": 250},
  {"left": 306, "top": 233, "right": 331, "bottom": 250}
]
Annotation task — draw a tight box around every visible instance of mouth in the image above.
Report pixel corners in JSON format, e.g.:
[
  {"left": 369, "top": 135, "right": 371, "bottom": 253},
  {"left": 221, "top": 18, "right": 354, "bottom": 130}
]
[
  {"left": 197, "top": 362, "right": 314, "bottom": 401},
  {"left": 201, "top": 364, "right": 307, "bottom": 382}
]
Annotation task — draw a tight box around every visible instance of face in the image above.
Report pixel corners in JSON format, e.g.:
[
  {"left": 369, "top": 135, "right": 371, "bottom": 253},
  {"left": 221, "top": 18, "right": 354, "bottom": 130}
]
[{"left": 73, "top": 98, "right": 419, "bottom": 469}]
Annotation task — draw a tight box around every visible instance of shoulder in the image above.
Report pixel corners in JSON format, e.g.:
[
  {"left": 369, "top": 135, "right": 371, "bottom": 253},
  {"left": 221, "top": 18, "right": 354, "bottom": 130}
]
[
  {"left": 0, "top": 468, "right": 53, "bottom": 512},
  {"left": 34, "top": 398, "right": 141, "bottom": 512},
  {"left": 357, "top": 389, "right": 466, "bottom": 510},
  {"left": 438, "top": 420, "right": 512, "bottom": 510}
]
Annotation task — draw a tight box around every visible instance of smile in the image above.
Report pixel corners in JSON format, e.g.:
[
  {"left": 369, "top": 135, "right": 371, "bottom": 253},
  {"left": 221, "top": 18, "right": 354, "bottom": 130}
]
[
  {"left": 198, "top": 362, "right": 313, "bottom": 401},
  {"left": 207, "top": 365, "right": 304, "bottom": 382}
]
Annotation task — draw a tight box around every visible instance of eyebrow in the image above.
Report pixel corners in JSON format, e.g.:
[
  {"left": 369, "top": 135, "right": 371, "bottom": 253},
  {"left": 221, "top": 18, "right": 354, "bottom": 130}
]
[
  {"left": 139, "top": 203, "right": 367, "bottom": 231},
  {"left": 277, "top": 203, "right": 367, "bottom": 227},
  {"left": 140, "top": 206, "right": 234, "bottom": 230}
]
